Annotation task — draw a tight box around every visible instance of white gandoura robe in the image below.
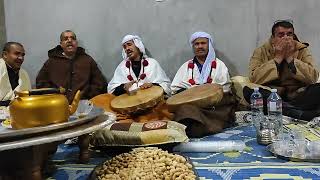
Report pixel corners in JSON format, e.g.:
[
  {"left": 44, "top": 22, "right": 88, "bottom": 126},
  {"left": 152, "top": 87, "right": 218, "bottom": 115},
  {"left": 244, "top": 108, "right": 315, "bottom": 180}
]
[
  {"left": 108, "top": 57, "right": 171, "bottom": 95},
  {"left": 171, "top": 31, "right": 231, "bottom": 94},
  {"left": 170, "top": 32, "right": 235, "bottom": 138},
  {"left": 0, "top": 58, "right": 31, "bottom": 101},
  {"left": 171, "top": 57, "right": 231, "bottom": 94},
  {"left": 108, "top": 35, "right": 171, "bottom": 95}
]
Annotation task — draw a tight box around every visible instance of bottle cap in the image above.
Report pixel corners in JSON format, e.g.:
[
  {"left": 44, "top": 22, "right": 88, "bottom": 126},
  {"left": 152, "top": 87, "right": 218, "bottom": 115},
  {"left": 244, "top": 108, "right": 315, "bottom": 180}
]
[{"left": 271, "top": 89, "right": 277, "bottom": 93}]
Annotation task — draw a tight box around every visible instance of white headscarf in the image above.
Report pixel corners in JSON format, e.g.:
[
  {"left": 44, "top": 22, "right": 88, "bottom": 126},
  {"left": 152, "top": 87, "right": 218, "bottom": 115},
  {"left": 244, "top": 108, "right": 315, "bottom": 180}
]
[
  {"left": 189, "top": 31, "right": 216, "bottom": 84},
  {"left": 121, "top": 35, "right": 147, "bottom": 59}
]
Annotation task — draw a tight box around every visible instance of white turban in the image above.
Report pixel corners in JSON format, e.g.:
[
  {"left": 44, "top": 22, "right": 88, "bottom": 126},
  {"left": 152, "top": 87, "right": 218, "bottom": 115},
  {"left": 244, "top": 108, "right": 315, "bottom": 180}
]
[
  {"left": 121, "top": 35, "right": 147, "bottom": 59},
  {"left": 189, "top": 31, "right": 216, "bottom": 84}
]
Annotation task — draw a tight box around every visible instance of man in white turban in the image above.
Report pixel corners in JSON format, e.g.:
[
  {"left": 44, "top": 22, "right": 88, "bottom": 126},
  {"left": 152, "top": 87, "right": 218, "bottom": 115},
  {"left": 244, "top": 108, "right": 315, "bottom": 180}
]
[
  {"left": 108, "top": 35, "right": 171, "bottom": 95},
  {"left": 171, "top": 31, "right": 236, "bottom": 138},
  {"left": 171, "top": 31, "right": 230, "bottom": 93},
  {"left": 91, "top": 34, "right": 172, "bottom": 123}
]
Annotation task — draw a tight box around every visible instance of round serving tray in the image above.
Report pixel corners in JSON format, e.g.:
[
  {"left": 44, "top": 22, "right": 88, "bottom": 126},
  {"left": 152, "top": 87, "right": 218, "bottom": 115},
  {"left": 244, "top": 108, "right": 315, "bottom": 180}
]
[
  {"left": 0, "top": 107, "right": 104, "bottom": 141},
  {"left": 267, "top": 143, "right": 320, "bottom": 163}
]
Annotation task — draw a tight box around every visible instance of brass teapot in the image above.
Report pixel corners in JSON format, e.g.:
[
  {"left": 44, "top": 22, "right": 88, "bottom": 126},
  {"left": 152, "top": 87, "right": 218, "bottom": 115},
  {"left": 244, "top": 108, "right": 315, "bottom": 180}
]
[{"left": 9, "top": 88, "right": 81, "bottom": 129}]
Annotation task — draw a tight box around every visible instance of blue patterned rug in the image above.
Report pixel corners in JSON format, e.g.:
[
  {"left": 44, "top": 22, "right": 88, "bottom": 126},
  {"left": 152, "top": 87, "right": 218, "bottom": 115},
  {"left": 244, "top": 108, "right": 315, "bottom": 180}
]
[{"left": 48, "top": 124, "right": 320, "bottom": 180}]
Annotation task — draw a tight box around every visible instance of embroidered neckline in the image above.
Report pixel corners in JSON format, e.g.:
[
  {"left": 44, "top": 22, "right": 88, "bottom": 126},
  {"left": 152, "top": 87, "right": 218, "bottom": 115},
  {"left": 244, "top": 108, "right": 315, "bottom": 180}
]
[
  {"left": 188, "top": 59, "right": 216, "bottom": 85},
  {"left": 126, "top": 58, "right": 148, "bottom": 81}
]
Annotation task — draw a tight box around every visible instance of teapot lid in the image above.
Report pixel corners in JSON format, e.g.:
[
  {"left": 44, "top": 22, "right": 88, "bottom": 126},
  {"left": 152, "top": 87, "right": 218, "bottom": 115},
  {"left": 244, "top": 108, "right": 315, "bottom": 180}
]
[{"left": 15, "top": 88, "right": 66, "bottom": 97}]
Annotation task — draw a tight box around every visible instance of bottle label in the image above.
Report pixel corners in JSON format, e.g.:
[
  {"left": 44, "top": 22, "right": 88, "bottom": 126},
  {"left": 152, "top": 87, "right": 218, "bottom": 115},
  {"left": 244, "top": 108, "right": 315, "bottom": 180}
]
[{"left": 269, "top": 102, "right": 277, "bottom": 111}]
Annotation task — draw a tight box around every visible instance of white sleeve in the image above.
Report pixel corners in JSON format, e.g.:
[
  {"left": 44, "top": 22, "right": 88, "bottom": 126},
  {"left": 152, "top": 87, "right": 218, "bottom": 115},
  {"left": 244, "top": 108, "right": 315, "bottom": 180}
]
[
  {"left": 19, "top": 69, "right": 31, "bottom": 90},
  {"left": 171, "top": 62, "right": 191, "bottom": 94},
  {"left": 152, "top": 60, "right": 172, "bottom": 95},
  {"left": 107, "top": 61, "right": 129, "bottom": 93},
  {"left": 214, "top": 59, "right": 231, "bottom": 92}
]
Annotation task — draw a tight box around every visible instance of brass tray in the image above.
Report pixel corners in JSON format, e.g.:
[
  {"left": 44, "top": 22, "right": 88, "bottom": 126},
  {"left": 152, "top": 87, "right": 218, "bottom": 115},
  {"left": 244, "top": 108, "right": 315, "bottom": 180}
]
[
  {"left": 267, "top": 143, "right": 320, "bottom": 163},
  {"left": 89, "top": 152, "right": 199, "bottom": 180},
  {"left": 0, "top": 107, "right": 104, "bottom": 141}
]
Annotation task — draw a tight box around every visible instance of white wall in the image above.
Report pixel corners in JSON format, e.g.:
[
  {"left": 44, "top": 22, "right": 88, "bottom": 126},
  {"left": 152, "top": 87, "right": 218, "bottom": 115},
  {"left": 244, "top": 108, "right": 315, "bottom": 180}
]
[
  {"left": 0, "top": 0, "right": 6, "bottom": 51},
  {"left": 4, "top": 0, "right": 320, "bottom": 86}
]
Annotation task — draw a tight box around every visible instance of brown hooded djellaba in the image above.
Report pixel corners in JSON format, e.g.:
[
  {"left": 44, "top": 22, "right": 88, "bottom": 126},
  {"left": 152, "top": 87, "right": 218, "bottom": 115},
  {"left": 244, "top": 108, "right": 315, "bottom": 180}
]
[
  {"left": 249, "top": 39, "right": 319, "bottom": 100},
  {"left": 36, "top": 45, "right": 107, "bottom": 103}
]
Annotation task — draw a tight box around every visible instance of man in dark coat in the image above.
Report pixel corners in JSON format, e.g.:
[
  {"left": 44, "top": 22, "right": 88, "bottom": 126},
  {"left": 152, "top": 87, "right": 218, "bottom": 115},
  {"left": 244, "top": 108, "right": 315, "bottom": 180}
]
[{"left": 36, "top": 30, "right": 107, "bottom": 103}]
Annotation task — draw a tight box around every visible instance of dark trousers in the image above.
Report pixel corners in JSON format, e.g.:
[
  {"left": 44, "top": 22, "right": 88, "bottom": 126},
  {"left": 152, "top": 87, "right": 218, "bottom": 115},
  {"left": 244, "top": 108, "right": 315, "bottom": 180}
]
[{"left": 243, "top": 83, "right": 320, "bottom": 121}]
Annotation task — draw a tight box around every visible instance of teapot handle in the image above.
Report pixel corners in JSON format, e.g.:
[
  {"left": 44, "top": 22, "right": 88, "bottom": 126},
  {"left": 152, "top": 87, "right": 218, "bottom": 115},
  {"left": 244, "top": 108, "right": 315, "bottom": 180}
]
[{"left": 28, "top": 88, "right": 65, "bottom": 96}]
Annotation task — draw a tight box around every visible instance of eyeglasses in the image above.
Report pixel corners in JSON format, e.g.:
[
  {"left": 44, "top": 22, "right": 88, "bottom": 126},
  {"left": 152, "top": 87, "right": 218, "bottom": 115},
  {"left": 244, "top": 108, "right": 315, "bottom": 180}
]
[{"left": 274, "top": 19, "right": 294, "bottom": 25}]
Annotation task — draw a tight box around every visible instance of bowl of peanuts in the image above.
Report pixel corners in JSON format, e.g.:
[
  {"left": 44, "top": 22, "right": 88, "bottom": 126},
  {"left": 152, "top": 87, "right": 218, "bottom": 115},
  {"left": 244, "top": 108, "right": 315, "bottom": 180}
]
[{"left": 89, "top": 147, "right": 198, "bottom": 180}]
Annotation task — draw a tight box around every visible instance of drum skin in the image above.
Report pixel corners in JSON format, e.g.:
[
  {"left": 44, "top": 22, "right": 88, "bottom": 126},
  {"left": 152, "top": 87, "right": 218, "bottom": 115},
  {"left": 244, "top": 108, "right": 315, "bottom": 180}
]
[
  {"left": 111, "top": 86, "right": 164, "bottom": 114},
  {"left": 166, "top": 84, "right": 223, "bottom": 112}
]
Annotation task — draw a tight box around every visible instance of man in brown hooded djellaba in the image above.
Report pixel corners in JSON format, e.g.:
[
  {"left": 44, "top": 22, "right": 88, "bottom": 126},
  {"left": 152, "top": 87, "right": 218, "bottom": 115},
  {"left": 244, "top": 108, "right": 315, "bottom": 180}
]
[{"left": 36, "top": 30, "right": 107, "bottom": 103}]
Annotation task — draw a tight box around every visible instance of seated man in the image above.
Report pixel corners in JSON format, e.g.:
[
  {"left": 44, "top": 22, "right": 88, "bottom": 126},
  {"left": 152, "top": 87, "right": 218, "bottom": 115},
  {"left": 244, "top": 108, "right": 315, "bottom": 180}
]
[
  {"left": 108, "top": 35, "right": 171, "bottom": 96},
  {"left": 244, "top": 20, "right": 320, "bottom": 121},
  {"left": 0, "top": 42, "right": 31, "bottom": 106},
  {"left": 171, "top": 31, "right": 236, "bottom": 138},
  {"left": 91, "top": 34, "right": 172, "bottom": 122},
  {"left": 36, "top": 30, "right": 107, "bottom": 103}
]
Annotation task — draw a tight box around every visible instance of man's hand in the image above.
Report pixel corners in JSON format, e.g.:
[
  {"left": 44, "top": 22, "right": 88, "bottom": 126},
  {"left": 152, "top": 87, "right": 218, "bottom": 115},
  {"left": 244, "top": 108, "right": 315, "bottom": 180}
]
[
  {"left": 140, "top": 83, "right": 153, "bottom": 89},
  {"left": 284, "top": 38, "right": 296, "bottom": 63},
  {"left": 272, "top": 38, "right": 287, "bottom": 64},
  {"left": 124, "top": 81, "right": 136, "bottom": 93}
]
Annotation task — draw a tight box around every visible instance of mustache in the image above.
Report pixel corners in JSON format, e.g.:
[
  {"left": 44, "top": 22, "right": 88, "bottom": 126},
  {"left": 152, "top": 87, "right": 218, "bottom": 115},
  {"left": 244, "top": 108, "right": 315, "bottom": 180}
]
[
  {"left": 126, "top": 49, "right": 133, "bottom": 54},
  {"left": 15, "top": 60, "right": 23, "bottom": 65},
  {"left": 196, "top": 48, "right": 206, "bottom": 52}
]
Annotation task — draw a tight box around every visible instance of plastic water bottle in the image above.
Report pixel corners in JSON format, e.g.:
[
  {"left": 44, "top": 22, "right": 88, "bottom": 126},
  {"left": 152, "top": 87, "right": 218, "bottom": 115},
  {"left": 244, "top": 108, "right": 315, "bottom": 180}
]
[
  {"left": 267, "top": 89, "right": 283, "bottom": 136},
  {"left": 173, "top": 140, "right": 246, "bottom": 152},
  {"left": 250, "top": 87, "right": 264, "bottom": 129}
]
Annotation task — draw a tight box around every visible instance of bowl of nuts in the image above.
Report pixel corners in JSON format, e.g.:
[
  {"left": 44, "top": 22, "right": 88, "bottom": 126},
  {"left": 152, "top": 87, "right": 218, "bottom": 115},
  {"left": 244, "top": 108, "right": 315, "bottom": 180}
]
[{"left": 89, "top": 147, "right": 198, "bottom": 180}]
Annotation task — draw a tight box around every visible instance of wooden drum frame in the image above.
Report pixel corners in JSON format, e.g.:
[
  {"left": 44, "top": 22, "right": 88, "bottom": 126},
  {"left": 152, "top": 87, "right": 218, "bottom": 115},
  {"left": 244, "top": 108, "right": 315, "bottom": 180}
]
[
  {"left": 111, "top": 86, "right": 164, "bottom": 114},
  {"left": 166, "top": 84, "right": 224, "bottom": 112}
]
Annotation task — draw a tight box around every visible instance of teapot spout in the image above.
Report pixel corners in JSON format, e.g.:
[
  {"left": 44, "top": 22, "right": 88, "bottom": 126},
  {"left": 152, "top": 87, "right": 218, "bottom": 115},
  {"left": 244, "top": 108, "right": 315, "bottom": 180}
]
[{"left": 69, "top": 90, "right": 81, "bottom": 115}]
